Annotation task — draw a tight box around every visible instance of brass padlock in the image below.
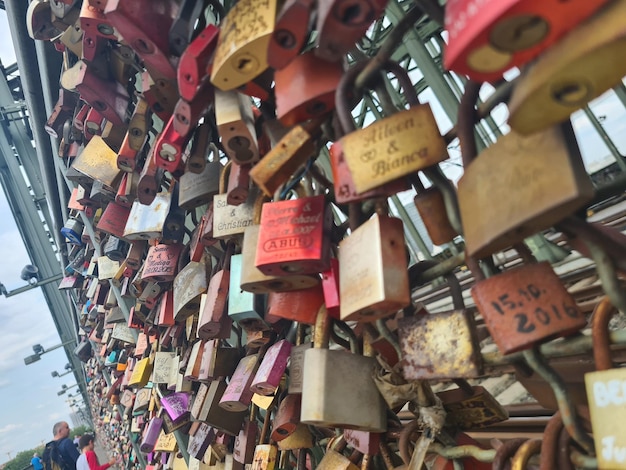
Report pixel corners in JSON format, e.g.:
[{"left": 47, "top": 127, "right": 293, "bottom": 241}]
[
  {"left": 411, "top": 176, "right": 458, "bottom": 246},
  {"left": 585, "top": 297, "right": 626, "bottom": 469},
  {"left": 339, "top": 212, "right": 410, "bottom": 322},
  {"left": 337, "top": 60, "right": 448, "bottom": 193},
  {"left": 436, "top": 380, "right": 508, "bottom": 430},
  {"left": 68, "top": 135, "right": 122, "bottom": 189},
  {"left": 215, "top": 89, "right": 259, "bottom": 165},
  {"left": 210, "top": 0, "right": 278, "bottom": 91},
  {"left": 250, "top": 412, "right": 278, "bottom": 470},
  {"left": 399, "top": 265, "right": 482, "bottom": 380},
  {"left": 457, "top": 81, "right": 594, "bottom": 259},
  {"left": 301, "top": 307, "right": 387, "bottom": 431},
  {"left": 443, "top": 0, "right": 609, "bottom": 83},
  {"left": 274, "top": 51, "right": 342, "bottom": 126},
  {"left": 117, "top": 97, "right": 151, "bottom": 173},
  {"left": 508, "top": 0, "right": 626, "bottom": 135}
]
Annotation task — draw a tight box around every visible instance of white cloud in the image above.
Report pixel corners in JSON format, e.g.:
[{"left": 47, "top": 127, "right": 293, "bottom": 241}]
[{"left": 0, "top": 424, "right": 22, "bottom": 434}]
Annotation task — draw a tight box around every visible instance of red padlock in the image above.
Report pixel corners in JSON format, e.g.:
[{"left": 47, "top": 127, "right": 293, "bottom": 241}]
[
  {"left": 75, "top": 61, "right": 129, "bottom": 126},
  {"left": 137, "top": 145, "right": 164, "bottom": 206},
  {"left": 274, "top": 51, "right": 343, "bottom": 126},
  {"left": 255, "top": 195, "right": 332, "bottom": 276},
  {"left": 444, "top": 0, "right": 609, "bottom": 82},
  {"left": 84, "top": 106, "right": 104, "bottom": 140},
  {"left": 154, "top": 114, "right": 190, "bottom": 175},
  {"left": 266, "top": 285, "right": 325, "bottom": 325},
  {"left": 96, "top": 201, "right": 131, "bottom": 239},
  {"left": 115, "top": 172, "right": 137, "bottom": 208},
  {"left": 321, "top": 258, "right": 340, "bottom": 319},
  {"left": 142, "top": 243, "right": 183, "bottom": 283},
  {"left": 177, "top": 24, "right": 220, "bottom": 102},
  {"left": 267, "top": 0, "right": 315, "bottom": 70}
]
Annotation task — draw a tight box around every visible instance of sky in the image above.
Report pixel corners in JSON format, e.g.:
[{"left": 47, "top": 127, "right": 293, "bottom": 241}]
[
  {"left": 0, "top": 5, "right": 625, "bottom": 466},
  {"left": 0, "top": 12, "right": 82, "bottom": 464}
]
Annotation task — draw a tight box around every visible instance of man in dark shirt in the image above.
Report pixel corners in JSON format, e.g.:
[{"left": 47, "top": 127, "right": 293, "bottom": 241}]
[{"left": 52, "top": 421, "right": 80, "bottom": 470}]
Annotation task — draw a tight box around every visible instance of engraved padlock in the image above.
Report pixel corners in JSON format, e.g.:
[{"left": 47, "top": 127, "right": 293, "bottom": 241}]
[
  {"left": 213, "top": 164, "right": 258, "bottom": 240},
  {"left": 142, "top": 243, "right": 183, "bottom": 283},
  {"left": 444, "top": 0, "right": 610, "bottom": 83},
  {"left": 457, "top": 81, "right": 595, "bottom": 259},
  {"left": 219, "top": 354, "right": 259, "bottom": 412},
  {"left": 173, "top": 256, "right": 208, "bottom": 322},
  {"left": 210, "top": 0, "right": 278, "bottom": 91}
]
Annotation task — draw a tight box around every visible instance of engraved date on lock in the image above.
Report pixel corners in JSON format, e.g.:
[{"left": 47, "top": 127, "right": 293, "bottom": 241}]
[{"left": 488, "top": 283, "right": 581, "bottom": 334}]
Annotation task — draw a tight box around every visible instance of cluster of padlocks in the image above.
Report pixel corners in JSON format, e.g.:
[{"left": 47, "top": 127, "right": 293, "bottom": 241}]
[{"left": 26, "top": 0, "right": 626, "bottom": 468}]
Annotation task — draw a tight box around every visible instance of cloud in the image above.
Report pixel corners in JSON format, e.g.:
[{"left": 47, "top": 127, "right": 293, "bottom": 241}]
[{"left": 0, "top": 424, "right": 22, "bottom": 434}]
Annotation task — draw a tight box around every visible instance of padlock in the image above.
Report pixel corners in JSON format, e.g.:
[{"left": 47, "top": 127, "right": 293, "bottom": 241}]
[
  {"left": 62, "top": 217, "right": 84, "bottom": 245},
  {"left": 339, "top": 212, "right": 410, "bottom": 322},
  {"left": 141, "top": 72, "right": 177, "bottom": 122},
  {"left": 240, "top": 224, "right": 319, "bottom": 294},
  {"left": 125, "top": 240, "right": 146, "bottom": 271},
  {"left": 179, "top": 139, "right": 222, "bottom": 210},
  {"left": 411, "top": 176, "right": 458, "bottom": 246},
  {"left": 287, "top": 326, "right": 311, "bottom": 395},
  {"left": 27, "top": 0, "right": 62, "bottom": 40},
  {"left": 96, "top": 201, "right": 131, "bottom": 239},
  {"left": 117, "top": 97, "right": 151, "bottom": 173},
  {"left": 103, "top": 236, "right": 129, "bottom": 262},
  {"left": 320, "top": 258, "right": 340, "bottom": 320},
  {"left": 110, "top": 44, "right": 137, "bottom": 87},
  {"left": 140, "top": 416, "right": 163, "bottom": 453},
  {"left": 157, "top": 291, "right": 175, "bottom": 327},
  {"left": 251, "top": 412, "right": 278, "bottom": 470},
  {"left": 249, "top": 120, "right": 323, "bottom": 197},
  {"left": 316, "top": 449, "right": 358, "bottom": 470},
  {"left": 219, "top": 354, "right": 259, "bottom": 412},
  {"left": 228, "top": 254, "right": 269, "bottom": 331},
  {"left": 343, "top": 429, "right": 380, "bottom": 457},
  {"left": 314, "top": 0, "right": 387, "bottom": 63},
  {"left": 444, "top": 0, "right": 610, "bottom": 83},
  {"left": 270, "top": 394, "right": 300, "bottom": 442},
  {"left": 79, "top": 0, "right": 115, "bottom": 61},
  {"left": 585, "top": 297, "right": 626, "bottom": 469},
  {"left": 214, "top": 89, "right": 259, "bottom": 165},
  {"left": 234, "top": 415, "right": 258, "bottom": 465},
  {"left": 153, "top": 351, "right": 177, "bottom": 384},
  {"left": 168, "top": 0, "right": 207, "bottom": 57},
  {"left": 136, "top": 145, "right": 165, "bottom": 206},
  {"left": 123, "top": 191, "right": 172, "bottom": 241},
  {"left": 128, "top": 356, "right": 152, "bottom": 388},
  {"left": 115, "top": 171, "right": 138, "bottom": 208},
  {"left": 250, "top": 340, "right": 292, "bottom": 396},
  {"left": 274, "top": 52, "right": 342, "bottom": 126},
  {"left": 337, "top": 60, "right": 448, "bottom": 193},
  {"left": 162, "top": 183, "right": 187, "bottom": 244},
  {"left": 198, "top": 340, "right": 241, "bottom": 381},
  {"left": 469, "top": 248, "right": 587, "bottom": 354},
  {"left": 173, "top": 258, "right": 208, "bottom": 322},
  {"left": 213, "top": 171, "right": 257, "bottom": 240},
  {"left": 142, "top": 244, "right": 182, "bottom": 283},
  {"left": 69, "top": 60, "right": 129, "bottom": 126},
  {"left": 244, "top": 329, "right": 273, "bottom": 350},
  {"left": 154, "top": 113, "right": 191, "bottom": 175},
  {"left": 508, "top": 0, "right": 626, "bottom": 135},
  {"left": 104, "top": 0, "right": 178, "bottom": 80},
  {"left": 101, "top": 120, "right": 127, "bottom": 152},
  {"left": 188, "top": 422, "right": 216, "bottom": 461},
  {"left": 198, "top": 380, "right": 247, "bottom": 436},
  {"left": 45, "top": 89, "right": 78, "bottom": 139},
  {"left": 68, "top": 135, "right": 122, "bottom": 189},
  {"left": 178, "top": 23, "right": 220, "bottom": 102},
  {"left": 210, "top": 0, "right": 277, "bottom": 91},
  {"left": 161, "top": 391, "right": 191, "bottom": 424},
  {"left": 457, "top": 82, "right": 595, "bottom": 258},
  {"left": 267, "top": 0, "right": 314, "bottom": 70},
  {"left": 435, "top": 380, "right": 508, "bottom": 431},
  {"left": 84, "top": 106, "right": 104, "bottom": 140},
  {"left": 255, "top": 193, "right": 332, "bottom": 276},
  {"left": 197, "top": 248, "right": 233, "bottom": 340},
  {"left": 277, "top": 423, "right": 313, "bottom": 451},
  {"left": 398, "top": 265, "right": 482, "bottom": 380},
  {"left": 226, "top": 162, "right": 251, "bottom": 206},
  {"left": 266, "top": 285, "right": 325, "bottom": 324},
  {"left": 301, "top": 307, "right": 387, "bottom": 431}
]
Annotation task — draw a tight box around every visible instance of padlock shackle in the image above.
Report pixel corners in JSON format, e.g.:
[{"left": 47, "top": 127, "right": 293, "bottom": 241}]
[
  {"left": 335, "top": 59, "right": 420, "bottom": 136},
  {"left": 218, "top": 159, "right": 232, "bottom": 195},
  {"left": 313, "top": 305, "right": 330, "bottom": 349},
  {"left": 591, "top": 296, "right": 619, "bottom": 371},
  {"left": 510, "top": 439, "right": 542, "bottom": 470},
  {"left": 457, "top": 80, "right": 481, "bottom": 169},
  {"left": 539, "top": 411, "right": 563, "bottom": 470},
  {"left": 491, "top": 438, "right": 527, "bottom": 470}
]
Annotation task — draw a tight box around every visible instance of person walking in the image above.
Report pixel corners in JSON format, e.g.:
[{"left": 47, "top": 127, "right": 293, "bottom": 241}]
[
  {"left": 76, "top": 434, "right": 117, "bottom": 470},
  {"left": 31, "top": 453, "right": 43, "bottom": 470},
  {"left": 43, "top": 422, "right": 80, "bottom": 470}
]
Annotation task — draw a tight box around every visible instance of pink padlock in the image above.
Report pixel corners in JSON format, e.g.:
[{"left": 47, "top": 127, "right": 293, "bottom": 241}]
[
  {"left": 219, "top": 355, "right": 258, "bottom": 412},
  {"left": 249, "top": 340, "right": 292, "bottom": 396}
]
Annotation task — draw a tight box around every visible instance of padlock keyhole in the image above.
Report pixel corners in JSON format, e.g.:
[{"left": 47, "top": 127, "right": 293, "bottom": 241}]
[
  {"left": 335, "top": 2, "right": 372, "bottom": 26},
  {"left": 274, "top": 29, "right": 296, "bottom": 49},
  {"left": 551, "top": 80, "right": 592, "bottom": 106}
]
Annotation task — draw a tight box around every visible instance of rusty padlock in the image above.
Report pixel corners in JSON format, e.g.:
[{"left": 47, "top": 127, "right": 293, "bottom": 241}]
[
  {"left": 210, "top": 0, "right": 278, "bottom": 91},
  {"left": 443, "top": 0, "right": 608, "bottom": 83},
  {"left": 585, "top": 297, "right": 626, "bottom": 469},
  {"left": 508, "top": 0, "right": 626, "bottom": 135},
  {"left": 469, "top": 246, "right": 587, "bottom": 354},
  {"left": 215, "top": 89, "right": 259, "bottom": 165},
  {"left": 267, "top": 0, "right": 315, "bottom": 70},
  {"left": 123, "top": 191, "right": 172, "bottom": 241},
  {"left": 398, "top": 264, "right": 482, "bottom": 380},
  {"left": 337, "top": 60, "right": 448, "bottom": 194},
  {"left": 274, "top": 51, "right": 342, "bottom": 126},
  {"left": 314, "top": 0, "right": 388, "bottom": 63},
  {"left": 255, "top": 188, "right": 332, "bottom": 276},
  {"left": 339, "top": 210, "right": 410, "bottom": 322},
  {"left": 457, "top": 81, "right": 594, "bottom": 259},
  {"left": 411, "top": 175, "right": 458, "bottom": 246}
]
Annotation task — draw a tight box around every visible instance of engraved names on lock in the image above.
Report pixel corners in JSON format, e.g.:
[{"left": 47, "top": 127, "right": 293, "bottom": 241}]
[
  {"left": 213, "top": 193, "right": 255, "bottom": 239},
  {"left": 211, "top": 0, "right": 276, "bottom": 90},
  {"left": 143, "top": 244, "right": 182, "bottom": 282},
  {"left": 256, "top": 195, "right": 328, "bottom": 274},
  {"left": 153, "top": 352, "right": 177, "bottom": 384},
  {"left": 586, "top": 369, "right": 626, "bottom": 468},
  {"left": 341, "top": 106, "right": 448, "bottom": 193}
]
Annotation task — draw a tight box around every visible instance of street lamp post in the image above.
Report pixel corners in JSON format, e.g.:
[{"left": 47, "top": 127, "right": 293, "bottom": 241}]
[
  {"left": 57, "top": 383, "right": 79, "bottom": 396},
  {"left": 51, "top": 363, "right": 73, "bottom": 377},
  {"left": 23, "top": 340, "right": 75, "bottom": 365}
]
